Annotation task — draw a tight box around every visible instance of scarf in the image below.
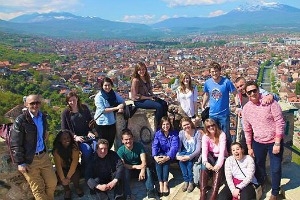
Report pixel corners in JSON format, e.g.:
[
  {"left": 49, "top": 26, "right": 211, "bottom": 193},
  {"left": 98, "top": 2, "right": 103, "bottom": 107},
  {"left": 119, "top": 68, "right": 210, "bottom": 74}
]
[{"left": 101, "top": 89, "right": 117, "bottom": 107}]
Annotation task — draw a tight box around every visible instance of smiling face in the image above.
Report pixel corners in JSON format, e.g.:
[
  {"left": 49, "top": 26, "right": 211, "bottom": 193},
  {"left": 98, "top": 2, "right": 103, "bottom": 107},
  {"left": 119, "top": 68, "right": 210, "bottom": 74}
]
[
  {"left": 60, "top": 132, "right": 71, "bottom": 148},
  {"left": 205, "top": 122, "right": 216, "bottom": 134},
  {"left": 183, "top": 75, "right": 191, "bottom": 85},
  {"left": 161, "top": 120, "right": 171, "bottom": 133},
  {"left": 122, "top": 133, "right": 134, "bottom": 149},
  {"left": 26, "top": 95, "right": 41, "bottom": 116},
  {"left": 231, "top": 143, "right": 244, "bottom": 160},
  {"left": 210, "top": 68, "right": 221, "bottom": 81},
  {"left": 245, "top": 84, "right": 259, "bottom": 104},
  {"left": 235, "top": 79, "right": 246, "bottom": 94},
  {"left": 137, "top": 66, "right": 147, "bottom": 77},
  {"left": 97, "top": 143, "right": 108, "bottom": 158},
  {"left": 181, "top": 120, "right": 192, "bottom": 132},
  {"left": 102, "top": 81, "right": 112, "bottom": 93}
]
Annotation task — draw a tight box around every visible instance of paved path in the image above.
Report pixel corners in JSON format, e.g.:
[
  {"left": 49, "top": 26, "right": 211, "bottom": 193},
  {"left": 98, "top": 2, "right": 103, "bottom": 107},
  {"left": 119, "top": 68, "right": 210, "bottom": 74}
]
[{"left": 54, "top": 162, "right": 298, "bottom": 200}]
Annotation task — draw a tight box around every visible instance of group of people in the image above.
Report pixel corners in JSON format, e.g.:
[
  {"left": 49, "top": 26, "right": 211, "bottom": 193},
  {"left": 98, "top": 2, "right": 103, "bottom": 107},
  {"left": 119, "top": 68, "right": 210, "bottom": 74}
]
[{"left": 8, "top": 61, "right": 285, "bottom": 200}]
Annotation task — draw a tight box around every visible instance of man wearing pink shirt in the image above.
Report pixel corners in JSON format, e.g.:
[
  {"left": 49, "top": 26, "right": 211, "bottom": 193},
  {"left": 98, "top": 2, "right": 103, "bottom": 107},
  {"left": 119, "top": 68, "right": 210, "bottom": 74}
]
[{"left": 242, "top": 81, "right": 285, "bottom": 200}]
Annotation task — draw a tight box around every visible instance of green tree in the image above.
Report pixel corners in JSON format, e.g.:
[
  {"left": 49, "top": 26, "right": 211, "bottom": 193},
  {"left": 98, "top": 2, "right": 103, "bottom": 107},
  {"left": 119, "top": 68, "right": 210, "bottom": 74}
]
[{"left": 296, "top": 81, "right": 300, "bottom": 95}]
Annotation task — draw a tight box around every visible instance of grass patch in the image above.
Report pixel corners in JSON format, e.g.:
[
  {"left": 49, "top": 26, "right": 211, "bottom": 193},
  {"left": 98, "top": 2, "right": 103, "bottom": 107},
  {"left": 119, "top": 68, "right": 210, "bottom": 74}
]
[{"left": 292, "top": 145, "right": 300, "bottom": 165}]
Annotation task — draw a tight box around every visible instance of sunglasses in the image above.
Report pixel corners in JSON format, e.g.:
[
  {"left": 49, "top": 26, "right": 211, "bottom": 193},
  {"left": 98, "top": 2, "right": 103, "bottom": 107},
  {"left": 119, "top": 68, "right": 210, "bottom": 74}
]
[
  {"left": 206, "top": 124, "right": 215, "bottom": 129},
  {"left": 29, "top": 101, "right": 41, "bottom": 105},
  {"left": 246, "top": 89, "right": 258, "bottom": 95}
]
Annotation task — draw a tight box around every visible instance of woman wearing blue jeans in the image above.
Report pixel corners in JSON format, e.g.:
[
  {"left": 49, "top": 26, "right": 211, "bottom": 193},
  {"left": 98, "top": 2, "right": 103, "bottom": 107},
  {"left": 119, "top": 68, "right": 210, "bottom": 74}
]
[
  {"left": 130, "top": 62, "right": 168, "bottom": 126},
  {"left": 176, "top": 117, "right": 202, "bottom": 193},
  {"left": 152, "top": 117, "right": 179, "bottom": 197}
]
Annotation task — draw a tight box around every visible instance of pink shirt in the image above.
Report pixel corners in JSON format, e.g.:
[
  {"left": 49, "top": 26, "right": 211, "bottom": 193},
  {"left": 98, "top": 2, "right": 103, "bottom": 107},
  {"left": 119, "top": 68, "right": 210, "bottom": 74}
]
[
  {"left": 201, "top": 131, "right": 228, "bottom": 168},
  {"left": 242, "top": 96, "right": 285, "bottom": 145}
]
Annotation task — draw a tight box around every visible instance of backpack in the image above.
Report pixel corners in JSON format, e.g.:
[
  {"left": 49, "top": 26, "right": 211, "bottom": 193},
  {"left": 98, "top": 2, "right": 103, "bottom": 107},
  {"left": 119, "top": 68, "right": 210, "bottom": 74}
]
[{"left": 0, "top": 123, "right": 15, "bottom": 163}]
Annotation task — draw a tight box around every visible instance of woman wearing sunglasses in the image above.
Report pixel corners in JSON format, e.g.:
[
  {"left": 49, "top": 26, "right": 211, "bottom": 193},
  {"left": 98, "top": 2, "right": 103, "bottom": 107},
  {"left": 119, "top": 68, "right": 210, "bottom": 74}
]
[{"left": 200, "top": 118, "right": 228, "bottom": 200}]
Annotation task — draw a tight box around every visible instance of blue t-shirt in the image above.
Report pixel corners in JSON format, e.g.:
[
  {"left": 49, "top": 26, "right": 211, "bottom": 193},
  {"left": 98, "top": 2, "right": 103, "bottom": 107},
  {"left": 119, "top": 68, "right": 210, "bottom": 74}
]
[{"left": 204, "top": 77, "right": 236, "bottom": 116}]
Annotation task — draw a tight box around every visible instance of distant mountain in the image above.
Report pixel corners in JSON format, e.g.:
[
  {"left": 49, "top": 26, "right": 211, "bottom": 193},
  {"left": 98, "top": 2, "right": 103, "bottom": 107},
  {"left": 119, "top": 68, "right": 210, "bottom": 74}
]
[
  {"left": 152, "top": 3, "right": 300, "bottom": 34},
  {"left": 0, "top": 3, "right": 300, "bottom": 40},
  {"left": 0, "top": 12, "right": 164, "bottom": 40}
]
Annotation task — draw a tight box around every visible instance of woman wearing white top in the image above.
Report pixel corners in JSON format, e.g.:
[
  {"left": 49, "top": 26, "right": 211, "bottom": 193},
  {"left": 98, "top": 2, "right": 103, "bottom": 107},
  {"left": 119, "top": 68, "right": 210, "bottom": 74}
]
[
  {"left": 223, "top": 142, "right": 258, "bottom": 200},
  {"left": 176, "top": 72, "right": 198, "bottom": 118}
]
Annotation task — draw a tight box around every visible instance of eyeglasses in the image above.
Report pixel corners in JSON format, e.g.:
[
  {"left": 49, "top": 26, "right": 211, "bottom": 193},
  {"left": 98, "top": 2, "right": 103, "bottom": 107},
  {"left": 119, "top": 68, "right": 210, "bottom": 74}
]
[
  {"left": 246, "top": 89, "right": 258, "bottom": 95},
  {"left": 29, "top": 101, "right": 41, "bottom": 105},
  {"left": 206, "top": 124, "right": 215, "bottom": 129}
]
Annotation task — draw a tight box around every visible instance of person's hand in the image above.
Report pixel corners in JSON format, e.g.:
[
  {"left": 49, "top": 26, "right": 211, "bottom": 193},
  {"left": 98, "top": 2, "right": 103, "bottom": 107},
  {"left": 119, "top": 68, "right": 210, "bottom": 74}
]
[
  {"left": 155, "top": 156, "right": 163, "bottom": 164},
  {"left": 248, "top": 149, "right": 255, "bottom": 157},
  {"left": 262, "top": 94, "right": 273, "bottom": 105},
  {"left": 18, "top": 164, "right": 29, "bottom": 173},
  {"left": 87, "top": 132, "right": 96, "bottom": 139},
  {"left": 205, "top": 162, "right": 213, "bottom": 170},
  {"left": 272, "top": 145, "right": 280, "bottom": 154},
  {"left": 181, "top": 155, "right": 190, "bottom": 162},
  {"left": 138, "top": 169, "right": 146, "bottom": 181},
  {"left": 96, "top": 184, "right": 108, "bottom": 191},
  {"left": 235, "top": 108, "right": 242, "bottom": 118},
  {"left": 106, "top": 179, "right": 117, "bottom": 190},
  {"left": 61, "top": 178, "right": 70, "bottom": 186},
  {"left": 74, "top": 135, "right": 84, "bottom": 142},
  {"left": 232, "top": 188, "right": 240, "bottom": 198},
  {"left": 117, "top": 104, "right": 124, "bottom": 110},
  {"left": 212, "top": 165, "right": 221, "bottom": 172}
]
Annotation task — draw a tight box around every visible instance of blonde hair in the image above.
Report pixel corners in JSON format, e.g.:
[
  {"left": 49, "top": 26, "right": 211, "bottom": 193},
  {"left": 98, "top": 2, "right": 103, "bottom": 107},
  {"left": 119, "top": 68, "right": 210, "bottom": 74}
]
[
  {"left": 178, "top": 72, "right": 193, "bottom": 93},
  {"left": 204, "top": 118, "right": 221, "bottom": 145}
]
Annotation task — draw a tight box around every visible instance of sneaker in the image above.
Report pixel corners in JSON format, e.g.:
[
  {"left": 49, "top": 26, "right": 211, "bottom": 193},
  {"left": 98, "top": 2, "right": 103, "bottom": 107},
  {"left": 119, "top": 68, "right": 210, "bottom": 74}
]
[
  {"left": 182, "top": 182, "right": 188, "bottom": 192},
  {"left": 187, "top": 182, "right": 195, "bottom": 193},
  {"left": 147, "top": 189, "right": 156, "bottom": 199}
]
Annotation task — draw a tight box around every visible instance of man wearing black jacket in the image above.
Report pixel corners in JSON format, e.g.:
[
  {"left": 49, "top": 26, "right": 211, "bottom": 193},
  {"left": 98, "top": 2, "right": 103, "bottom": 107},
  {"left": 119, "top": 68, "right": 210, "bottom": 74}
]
[
  {"left": 87, "top": 139, "right": 125, "bottom": 200},
  {"left": 10, "top": 94, "right": 57, "bottom": 200}
]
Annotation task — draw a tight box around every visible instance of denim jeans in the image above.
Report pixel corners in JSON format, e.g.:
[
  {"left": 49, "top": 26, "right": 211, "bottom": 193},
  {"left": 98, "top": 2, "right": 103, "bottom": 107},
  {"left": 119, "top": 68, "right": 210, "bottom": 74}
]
[
  {"left": 210, "top": 114, "right": 232, "bottom": 151},
  {"left": 134, "top": 98, "right": 168, "bottom": 125},
  {"left": 155, "top": 161, "right": 170, "bottom": 182},
  {"left": 252, "top": 140, "right": 283, "bottom": 196},
  {"left": 124, "top": 168, "right": 155, "bottom": 196},
  {"left": 178, "top": 151, "right": 194, "bottom": 183},
  {"left": 79, "top": 140, "right": 97, "bottom": 180}
]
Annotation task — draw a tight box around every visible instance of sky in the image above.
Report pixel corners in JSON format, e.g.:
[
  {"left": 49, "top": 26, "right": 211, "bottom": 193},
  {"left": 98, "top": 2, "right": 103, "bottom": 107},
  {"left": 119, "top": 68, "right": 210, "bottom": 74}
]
[{"left": 0, "top": 0, "right": 299, "bottom": 24}]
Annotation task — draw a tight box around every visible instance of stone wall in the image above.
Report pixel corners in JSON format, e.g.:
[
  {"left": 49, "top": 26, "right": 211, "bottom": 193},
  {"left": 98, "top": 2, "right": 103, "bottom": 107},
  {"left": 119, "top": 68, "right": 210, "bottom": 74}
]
[
  {"left": 0, "top": 138, "right": 34, "bottom": 200},
  {"left": 115, "top": 108, "right": 156, "bottom": 156}
]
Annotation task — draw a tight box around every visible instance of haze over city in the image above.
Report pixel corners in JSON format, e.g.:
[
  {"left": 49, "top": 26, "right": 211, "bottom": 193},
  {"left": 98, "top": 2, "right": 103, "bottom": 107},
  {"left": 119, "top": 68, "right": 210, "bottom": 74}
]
[{"left": 1, "top": 0, "right": 300, "bottom": 24}]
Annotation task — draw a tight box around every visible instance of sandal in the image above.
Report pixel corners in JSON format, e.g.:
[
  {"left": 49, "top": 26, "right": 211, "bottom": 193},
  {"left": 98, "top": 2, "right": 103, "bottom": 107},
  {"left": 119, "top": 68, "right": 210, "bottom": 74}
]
[{"left": 64, "top": 190, "right": 71, "bottom": 200}]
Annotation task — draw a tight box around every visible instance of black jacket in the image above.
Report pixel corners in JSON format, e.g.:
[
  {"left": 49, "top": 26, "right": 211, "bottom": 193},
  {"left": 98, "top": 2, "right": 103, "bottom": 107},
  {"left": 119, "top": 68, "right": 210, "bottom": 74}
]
[
  {"left": 88, "top": 150, "right": 124, "bottom": 184},
  {"left": 10, "top": 110, "right": 48, "bottom": 165}
]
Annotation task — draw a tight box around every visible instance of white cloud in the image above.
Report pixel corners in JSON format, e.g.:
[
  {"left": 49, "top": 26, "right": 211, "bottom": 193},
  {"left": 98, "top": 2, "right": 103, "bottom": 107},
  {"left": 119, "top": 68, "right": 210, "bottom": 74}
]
[
  {"left": 159, "top": 15, "right": 170, "bottom": 21},
  {"left": 122, "top": 14, "right": 157, "bottom": 24},
  {"left": 0, "top": 0, "right": 80, "bottom": 20},
  {"left": 208, "top": 9, "right": 226, "bottom": 17},
  {"left": 162, "top": 0, "right": 235, "bottom": 7}
]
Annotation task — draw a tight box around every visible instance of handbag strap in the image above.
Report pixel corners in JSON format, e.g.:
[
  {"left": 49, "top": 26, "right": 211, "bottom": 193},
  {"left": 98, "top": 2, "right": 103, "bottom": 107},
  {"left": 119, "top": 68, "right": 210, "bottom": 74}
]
[
  {"left": 94, "top": 111, "right": 104, "bottom": 121},
  {"left": 235, "top": 159, "right": 246, "bottom": 177}
]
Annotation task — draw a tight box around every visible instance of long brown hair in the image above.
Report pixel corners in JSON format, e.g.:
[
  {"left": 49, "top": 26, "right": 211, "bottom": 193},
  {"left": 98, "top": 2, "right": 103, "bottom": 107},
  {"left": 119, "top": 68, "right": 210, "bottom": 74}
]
[
  {"left": 179, "top": 72, "right": 193, "bottom": 93},
  {"left": 132, "top": 62, "right": 150, "bottom": 83},
  {"left": 66, "top": 91, "right": 83, "bottom": 111},
  {"left": 204, "top": 118, "right": 221, "bottom": 144}
]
